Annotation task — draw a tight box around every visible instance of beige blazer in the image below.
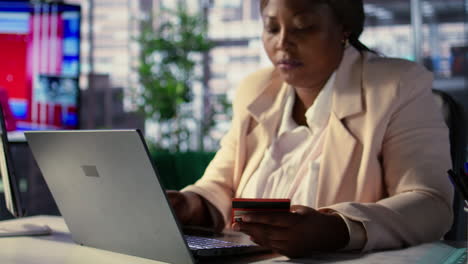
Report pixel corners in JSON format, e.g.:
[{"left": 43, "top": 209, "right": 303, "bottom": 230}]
[{"left": 183, "top": 46, "right": 454, "bottom": 251}]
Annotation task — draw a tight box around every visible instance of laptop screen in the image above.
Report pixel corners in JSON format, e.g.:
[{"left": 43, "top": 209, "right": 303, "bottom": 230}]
[{"left": 0, "top": 105, "right": 23, "bottom": 217}]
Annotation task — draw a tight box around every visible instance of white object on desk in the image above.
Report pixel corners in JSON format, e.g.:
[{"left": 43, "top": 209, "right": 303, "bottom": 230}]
[
  {"left": 7, "top": 131, "right": 26, "bottom": 143},
  {"left": 0, "top": 219, "right": 51, "bottom": 237},
  {"left": 0, "top": 216, "right": 166, "bottom": 264}
]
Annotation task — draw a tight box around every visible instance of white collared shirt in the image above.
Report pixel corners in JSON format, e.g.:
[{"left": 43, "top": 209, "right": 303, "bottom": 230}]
[
  {"left": 241, "top": 72, "right": 335, "bottom": 205},
  {"left": 240, "top": 72, "right": 366, "bottom": 250}
]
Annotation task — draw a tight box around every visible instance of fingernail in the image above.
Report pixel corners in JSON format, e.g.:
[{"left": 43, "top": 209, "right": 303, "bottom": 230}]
[{"left": 232, "top": 223, "right": 240, "bottom": 231}]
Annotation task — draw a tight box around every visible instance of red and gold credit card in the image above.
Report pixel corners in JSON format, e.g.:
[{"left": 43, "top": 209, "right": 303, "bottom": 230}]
[{"left": 231, "top": 198, "right": 291, "bottom": 223}]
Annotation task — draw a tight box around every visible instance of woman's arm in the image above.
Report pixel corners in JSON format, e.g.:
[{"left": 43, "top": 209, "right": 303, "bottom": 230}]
[{"left": 326, "top": 65, "right": 454, "bottom": 251}]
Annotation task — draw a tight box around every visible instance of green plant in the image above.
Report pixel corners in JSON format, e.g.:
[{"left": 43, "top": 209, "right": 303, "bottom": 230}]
[{"left": 136, "top": 5, "right": 213, "bottom": 152}]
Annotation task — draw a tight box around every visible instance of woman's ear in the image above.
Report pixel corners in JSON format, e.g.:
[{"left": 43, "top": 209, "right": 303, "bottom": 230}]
[
  {"left": 343, "top": 30, "right": 351, "bottom": 40},
  {"left": 341, "top": 31, "right": 351, "bottom": 47}
]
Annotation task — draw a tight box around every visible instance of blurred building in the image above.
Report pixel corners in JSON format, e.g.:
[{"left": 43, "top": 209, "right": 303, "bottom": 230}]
[
  {"left": 63, "top": 0, "right": 468, "bottom": 146},
  {"left": 65, "top": 0, "right": 152, "bottom": 109},
  {"left": 57, "top": 0, "right": 151, "bottom": 131},
  {"left": 80, "top": 74, "right": 145, "bottom": 131}
]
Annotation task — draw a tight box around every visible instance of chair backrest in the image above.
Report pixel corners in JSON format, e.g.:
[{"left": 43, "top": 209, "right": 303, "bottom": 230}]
[{"left": 432, "top": 89, "right": 467, "bottom": 241}]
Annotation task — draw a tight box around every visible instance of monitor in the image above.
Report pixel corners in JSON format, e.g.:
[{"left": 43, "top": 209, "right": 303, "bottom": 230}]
[
  {"left": 0, "top": 1, "right": 81, "bottom": 140},
  {"left": 0, "top": 104, "right": 24, "bottom": 218}
]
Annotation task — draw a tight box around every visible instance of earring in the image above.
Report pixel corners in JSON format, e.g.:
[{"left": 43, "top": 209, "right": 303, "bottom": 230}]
[{"left": 342, "top": 38, "right": 349, "bottom": 48}]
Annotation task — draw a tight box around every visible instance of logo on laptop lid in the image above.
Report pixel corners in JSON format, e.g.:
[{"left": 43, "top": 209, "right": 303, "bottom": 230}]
[{"left": 81, "top": 165, "right": 100, "bottom": 178}]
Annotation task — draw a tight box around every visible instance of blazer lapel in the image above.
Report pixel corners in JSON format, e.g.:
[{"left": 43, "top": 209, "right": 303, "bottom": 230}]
[
  {"left": 235, "top": 70, "right": 287, "bottom": 196},
  {"left": 316, "top": 46, "right": 365, "bottom": 207}
]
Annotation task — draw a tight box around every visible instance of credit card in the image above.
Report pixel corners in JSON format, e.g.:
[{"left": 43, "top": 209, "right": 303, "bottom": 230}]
[{"left": 231, "top": 198, "right": 290, "bottom": 223}]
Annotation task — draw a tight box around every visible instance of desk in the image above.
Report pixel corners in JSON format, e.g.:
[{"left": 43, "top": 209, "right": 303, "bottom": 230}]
[{"left": 0, "top": 216, "right": 465, "bottom": 264}]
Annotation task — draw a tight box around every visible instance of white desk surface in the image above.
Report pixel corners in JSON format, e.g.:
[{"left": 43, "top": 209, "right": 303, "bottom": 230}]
[
  {"left": 0, "top": 216, "right": 465, "bottom": 264},
  {"left": 0, "top": 216, "right": 166, "bottom": 264}
]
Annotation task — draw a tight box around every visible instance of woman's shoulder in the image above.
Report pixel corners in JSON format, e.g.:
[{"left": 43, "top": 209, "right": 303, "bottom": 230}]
[
  {"left": 360, "top": 51, "right": 434, "bottom": 102},
  {"left": 362, "top": 52, "right": 432, "bottom": 81}
]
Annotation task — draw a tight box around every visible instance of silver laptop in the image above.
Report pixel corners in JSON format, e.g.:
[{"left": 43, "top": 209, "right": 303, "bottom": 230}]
[{"left": 25, "top": 130, "right": 264, "bottom": 264}]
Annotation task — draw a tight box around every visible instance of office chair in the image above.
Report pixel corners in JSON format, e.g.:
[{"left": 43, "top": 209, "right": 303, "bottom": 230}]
[{"left": 432, "top": 89, "right": 467, "bottom": 241}]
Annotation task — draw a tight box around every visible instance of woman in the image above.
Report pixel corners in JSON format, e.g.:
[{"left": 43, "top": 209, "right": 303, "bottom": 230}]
[{"left": 168, "top": 0, "right": 453, "bottom": 257}]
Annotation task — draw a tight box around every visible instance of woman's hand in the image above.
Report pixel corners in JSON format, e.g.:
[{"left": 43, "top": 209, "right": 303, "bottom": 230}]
[
  {"left": 166, "top": 190, "right": 220, "bottom": 229},
  {"left": 231, "top": 205, "right": 350, "bottom": 258},
  {"left": 166, "top": 190, "right": 194, "bottom": 225}
]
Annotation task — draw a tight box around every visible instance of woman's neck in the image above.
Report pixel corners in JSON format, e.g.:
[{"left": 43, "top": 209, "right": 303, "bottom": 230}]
[{"left": 291, "top": 82, "right": 325, "bottom": 126}]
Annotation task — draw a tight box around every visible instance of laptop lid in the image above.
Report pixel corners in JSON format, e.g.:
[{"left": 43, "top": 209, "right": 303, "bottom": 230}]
[
  {"left": 25, "top": 129, "right": 194, "bottom": 264},
  {"left": 0, "top": 105, "right": 24, "bottom": 218}
]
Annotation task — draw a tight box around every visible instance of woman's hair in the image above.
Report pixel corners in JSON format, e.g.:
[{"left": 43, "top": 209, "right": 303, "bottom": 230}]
[{"left": 260, "top": 0, "right": 372, "bottom": 52}]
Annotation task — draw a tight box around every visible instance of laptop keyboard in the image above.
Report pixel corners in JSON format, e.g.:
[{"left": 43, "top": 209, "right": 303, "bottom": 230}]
[{"left": 185, "top": 235, "right": 251, "bottom": 250}]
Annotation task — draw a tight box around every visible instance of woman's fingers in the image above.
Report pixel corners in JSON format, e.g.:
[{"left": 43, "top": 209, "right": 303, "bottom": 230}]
[
  {"left": 236, "top": 222, "right": 289, "bottom": 242},
  {"left": 238, "top": 205, "right": 320, "bottom": 227},
  {"left": 236, "top": 222, "right": 305, "bottom": 257},
  {"left": 290, "top": 204, "right": 320, "bottom": 215},
  {"left": 240, "top": 213, "right": 294, "bottom": 227}
]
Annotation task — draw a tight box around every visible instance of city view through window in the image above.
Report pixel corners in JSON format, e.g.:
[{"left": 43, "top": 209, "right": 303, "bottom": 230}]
[{"left": 62, "top": 0, "right": 468, "bottom": 151}]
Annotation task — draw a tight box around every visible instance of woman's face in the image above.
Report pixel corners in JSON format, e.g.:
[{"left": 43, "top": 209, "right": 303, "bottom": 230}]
[{"left": 261, "top": 0, "right": 345, "bottom": 88}]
